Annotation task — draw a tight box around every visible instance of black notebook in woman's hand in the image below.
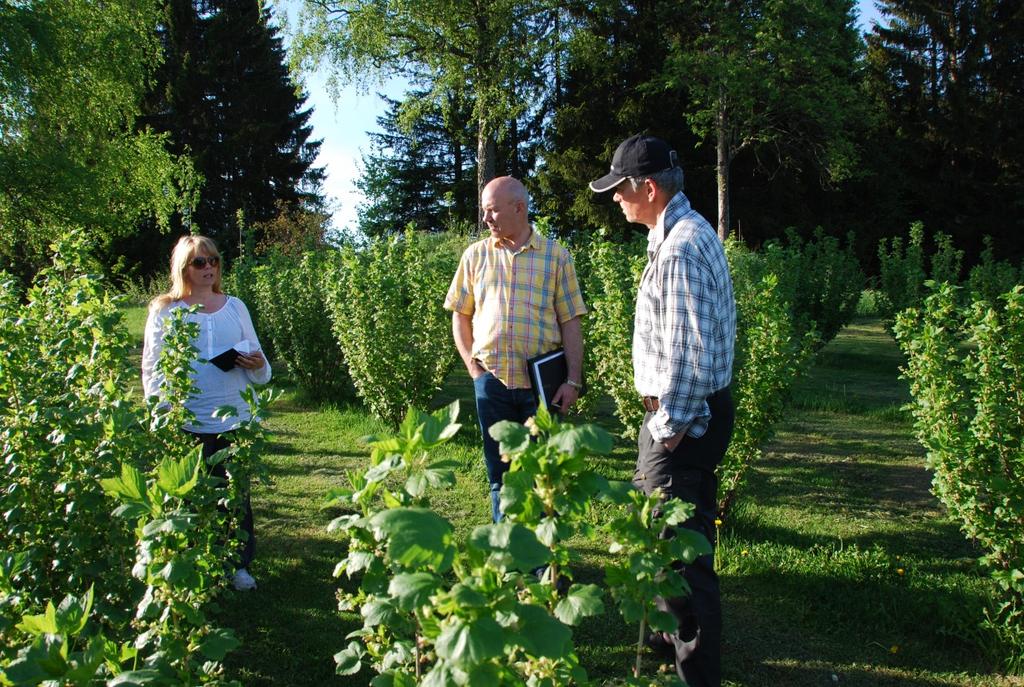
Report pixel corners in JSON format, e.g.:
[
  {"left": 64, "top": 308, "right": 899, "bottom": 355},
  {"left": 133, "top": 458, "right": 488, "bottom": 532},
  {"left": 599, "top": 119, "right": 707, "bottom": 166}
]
[{"left": 209, "top": 348, "right": 240, "bottom": 371}]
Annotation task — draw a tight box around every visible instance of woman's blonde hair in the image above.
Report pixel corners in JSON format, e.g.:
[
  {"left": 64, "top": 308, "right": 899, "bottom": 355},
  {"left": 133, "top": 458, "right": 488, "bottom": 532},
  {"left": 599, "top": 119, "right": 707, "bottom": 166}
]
[{"left": 150, "top": 235, "right": 224, "bottom": 311}]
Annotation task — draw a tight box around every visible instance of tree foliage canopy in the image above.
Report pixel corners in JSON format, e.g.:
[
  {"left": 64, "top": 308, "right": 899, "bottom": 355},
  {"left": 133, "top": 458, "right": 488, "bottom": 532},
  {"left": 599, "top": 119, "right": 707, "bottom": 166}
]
[
  {"left": 659, "top": 0, "right": 866, "bottom": 238},
  {"left": 357, "top": 93, "right": 475, "bottom": 237},
  {"left": 0, "top": 0, "right": 196, "bottom": 283},
  {"left": 289, "top": 0, "right": 557, "bottom": 221},
  {"left": 130, "top": 0, "right": 325, "bottom": 271},
  {"left": 865, "top": 0, "right": 1024, "bottom": 260}
]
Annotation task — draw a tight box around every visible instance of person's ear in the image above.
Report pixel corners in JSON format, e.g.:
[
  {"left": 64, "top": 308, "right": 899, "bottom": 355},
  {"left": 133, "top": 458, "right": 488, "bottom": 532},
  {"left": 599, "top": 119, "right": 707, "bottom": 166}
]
[{"left": 645, "top": 178, "right": 657, "bottom": 202}]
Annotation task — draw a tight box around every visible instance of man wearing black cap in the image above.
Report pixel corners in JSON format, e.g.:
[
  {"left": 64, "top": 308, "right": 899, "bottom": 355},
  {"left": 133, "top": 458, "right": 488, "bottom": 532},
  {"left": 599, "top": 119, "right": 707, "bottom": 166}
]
[{"left": 591, "top": 134, "right": 736, "bottom": 687}]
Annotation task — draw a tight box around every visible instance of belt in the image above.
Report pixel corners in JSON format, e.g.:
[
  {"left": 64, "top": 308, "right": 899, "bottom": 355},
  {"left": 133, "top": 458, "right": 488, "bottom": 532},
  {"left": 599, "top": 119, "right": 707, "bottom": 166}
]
[{"left": 642, "top": 387, "right": 731, "bottom": 413}]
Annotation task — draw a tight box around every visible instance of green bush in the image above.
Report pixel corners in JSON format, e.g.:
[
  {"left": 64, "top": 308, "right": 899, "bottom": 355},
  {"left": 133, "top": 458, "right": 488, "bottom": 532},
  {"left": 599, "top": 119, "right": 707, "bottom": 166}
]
[
  {"left": 967, "top": 236, "right": 1022, "bottom": 306},
  {"left": 0, "top": 232, "right": 256, "bottom": 682},
  {"left": 579, "top": 233, "right": 647, "bottom": 436},
  {"left": 765, "top": 228, "right": 864, "bottom": 347},
  {"left": 877, "top": 221, "right": 963, "bottom": 329},
  {"left": 578, "top": 235, "right": 816, "bottom": 514},
  {"left": 322, "top": 230, "right": 461, "bottom": 426},
  {"left": 930, "top": 231, "right": 964, "bottom": 286},
  {"left": 719, "top": 240, "right": 816, "bottom": 514},
  {"left": 328, "top": 402, "right": 709, "bottom": 684},
  {"left": 560, "top": 231, "right": 600, "bottom": 419},
  {"left": 876, "top": 222, "right": 927, "bottom": 328},
  {"left": 250, "top": 251, "right": 355, "bottom": 404},
  {"left": 222, "top": 255, "right": 273, "bottom": 362},
  {"left": 0, "top": 236, "right": 142, "bottom": 621},
  {"left": 855, "top": 289, "right": 882, "bottom": 317},
  {"left": 895, "top": 282, "right": 1024, "bottom": 669},
  {"left": 329, "top": 404, "right": 598, "bottom": 684}
]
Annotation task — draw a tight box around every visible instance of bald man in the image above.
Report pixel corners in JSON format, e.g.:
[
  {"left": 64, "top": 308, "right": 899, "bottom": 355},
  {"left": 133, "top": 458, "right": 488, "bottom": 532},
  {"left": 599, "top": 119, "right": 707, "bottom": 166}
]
[{"left": 444, "top": 176, "right": 587, "bottom": 522}]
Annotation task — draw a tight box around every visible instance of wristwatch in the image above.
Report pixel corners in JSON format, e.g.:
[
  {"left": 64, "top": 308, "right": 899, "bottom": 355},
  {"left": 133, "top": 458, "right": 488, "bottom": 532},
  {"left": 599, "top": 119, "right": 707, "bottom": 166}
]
[{"left": 566, "top": 379, "right": 584, "bottom": 391}]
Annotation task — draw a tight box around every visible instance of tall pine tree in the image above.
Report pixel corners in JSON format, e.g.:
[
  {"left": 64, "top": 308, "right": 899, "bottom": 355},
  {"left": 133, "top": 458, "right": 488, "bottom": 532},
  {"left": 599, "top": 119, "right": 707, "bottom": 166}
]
[
  {"left": 866, "top": 0, "right": 1024, "bottom": 263},
  {"left": 356, "top": 92, "right": 475, "bottom": 237},
  {"left": 535, "top": 0, "right": 710, "bottom": 241},
  {"left": 134, "top": 0, "right": 324, "bottom": 270}
]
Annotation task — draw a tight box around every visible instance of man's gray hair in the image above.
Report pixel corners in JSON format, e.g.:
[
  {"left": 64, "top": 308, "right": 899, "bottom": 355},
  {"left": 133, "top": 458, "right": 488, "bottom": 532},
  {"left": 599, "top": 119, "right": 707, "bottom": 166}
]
[
  {"left": 515, "top": 184, "right": 531, "bottom": 214},
  {"left": 628, "top": 166, "right": 684, "bottom": 197},
  {"left": 498, "top": 176, "right": 530, "bottom": 213}
]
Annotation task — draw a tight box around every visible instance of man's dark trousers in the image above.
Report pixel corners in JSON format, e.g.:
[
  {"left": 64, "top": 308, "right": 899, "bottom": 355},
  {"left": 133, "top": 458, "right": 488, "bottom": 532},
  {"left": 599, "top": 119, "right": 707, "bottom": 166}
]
[
  {"left": 633, "top": 388, "right": 734, "bottom": 687},
  {"left": 474, "top": 371, "right": 538, "bottom": 523}
]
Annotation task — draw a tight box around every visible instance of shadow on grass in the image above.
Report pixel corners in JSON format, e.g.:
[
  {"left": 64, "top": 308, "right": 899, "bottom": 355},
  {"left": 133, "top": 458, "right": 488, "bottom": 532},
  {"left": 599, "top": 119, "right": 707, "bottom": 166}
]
[
  {"left": 723, "top": 566, "right": 998, "bottom": 686},
  {"left": 261, "top": 440, "right": 366, "bottom": 461},
  {"left": 750, "top": 456, "right": 936, "bottom": 510},
  {"left": 728, "top": 506, "right": 972, "bottom": 563},
  {"left": 766, "top": 425, "right": 919, "bottom": 459},
  {"left": 219, "top": 530, "right": 355, "bottom": 686}
]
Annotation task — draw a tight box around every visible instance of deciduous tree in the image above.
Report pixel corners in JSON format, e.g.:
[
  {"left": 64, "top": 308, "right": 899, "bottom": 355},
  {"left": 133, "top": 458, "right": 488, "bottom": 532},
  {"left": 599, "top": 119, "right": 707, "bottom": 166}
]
[
  {"left": 534, "top": 0, "right": 707, "bottom": 240},
  {"left": 0, "top": 0, "right": 195, "bottom": 283},
  {"left": 662, "top": 0, "right": 866, "bottom": 239},
  {"left": 289, "top": 0, "right": 556, "bottom": 225}
]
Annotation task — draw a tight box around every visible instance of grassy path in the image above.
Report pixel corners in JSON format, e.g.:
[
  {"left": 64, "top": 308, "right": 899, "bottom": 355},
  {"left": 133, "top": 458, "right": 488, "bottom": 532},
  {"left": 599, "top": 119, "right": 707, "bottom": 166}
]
[
  {"left": 213, "top": 318, "right": 1019, "bottom": 686},
  {"left": 717, "top": 320, "right": 1014, "bottom": 686}
]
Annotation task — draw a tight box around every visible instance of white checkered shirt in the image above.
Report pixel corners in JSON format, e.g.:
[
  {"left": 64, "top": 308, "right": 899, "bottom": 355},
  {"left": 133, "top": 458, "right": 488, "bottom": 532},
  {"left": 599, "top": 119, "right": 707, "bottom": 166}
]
[{"left": 633, "top": 192, "right": 736, "bottom": 442}]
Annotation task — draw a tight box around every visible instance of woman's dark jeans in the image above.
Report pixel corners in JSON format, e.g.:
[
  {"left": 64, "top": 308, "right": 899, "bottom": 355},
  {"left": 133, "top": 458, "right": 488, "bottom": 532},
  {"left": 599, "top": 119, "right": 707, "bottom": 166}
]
[{"left": 188, "top": 430, "right": 255, "bottom": 568}]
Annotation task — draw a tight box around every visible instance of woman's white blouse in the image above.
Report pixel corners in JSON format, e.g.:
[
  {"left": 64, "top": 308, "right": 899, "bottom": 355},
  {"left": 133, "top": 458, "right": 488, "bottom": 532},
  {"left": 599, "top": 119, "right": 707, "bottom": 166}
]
[{"left": 141, "top": 296, "right": 272, "bottom": 433}]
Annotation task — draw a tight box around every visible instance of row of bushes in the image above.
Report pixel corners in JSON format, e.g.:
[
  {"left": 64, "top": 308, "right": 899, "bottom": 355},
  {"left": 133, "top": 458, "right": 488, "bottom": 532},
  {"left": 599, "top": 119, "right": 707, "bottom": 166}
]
[
  {"left": 895, "top": 283, "right": 1024, "bottom": 670},
  {"left": 877, "top": 223, "right": 1024, "bottom": 667},
  {"left": 230, "top": 227, "right": 864, "bottom": 516},
  {"left": 228, "top": 230, "right": 463, "bottom": 424},
  {"left": 877, "top": 222, "right": 1022, "bottom": 328},
  {"left": 0, "top": 234, "right": 267, "bottom": 684},
  {"left": 243, "top": 221, "right": 1020, "bottom": 667}
]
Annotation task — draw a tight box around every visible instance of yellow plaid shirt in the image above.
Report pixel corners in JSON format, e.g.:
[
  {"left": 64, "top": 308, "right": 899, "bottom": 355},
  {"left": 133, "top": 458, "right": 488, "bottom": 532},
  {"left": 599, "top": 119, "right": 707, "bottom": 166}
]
[{"left": 444, "top": 229, "right": 587, "bottom": 389}]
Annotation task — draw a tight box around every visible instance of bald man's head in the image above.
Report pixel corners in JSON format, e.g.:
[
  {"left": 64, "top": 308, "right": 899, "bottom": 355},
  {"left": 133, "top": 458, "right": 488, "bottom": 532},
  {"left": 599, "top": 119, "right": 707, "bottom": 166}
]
[{"left": 481, "top": 176, "right": 531, "bottom": 245}]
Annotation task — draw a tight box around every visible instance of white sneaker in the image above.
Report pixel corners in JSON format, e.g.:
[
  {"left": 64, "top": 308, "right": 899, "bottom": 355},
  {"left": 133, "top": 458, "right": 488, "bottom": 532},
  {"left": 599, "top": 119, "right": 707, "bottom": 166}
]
[{"left": 232, "top": 568, "right": 257, "bottom": 591}]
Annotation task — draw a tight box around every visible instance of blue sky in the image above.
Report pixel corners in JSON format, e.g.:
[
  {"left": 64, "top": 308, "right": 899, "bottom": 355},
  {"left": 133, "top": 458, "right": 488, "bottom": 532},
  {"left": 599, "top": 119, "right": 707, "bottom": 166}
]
[{"left": 279, "top": 1, "right": 883, "bottom": 234}]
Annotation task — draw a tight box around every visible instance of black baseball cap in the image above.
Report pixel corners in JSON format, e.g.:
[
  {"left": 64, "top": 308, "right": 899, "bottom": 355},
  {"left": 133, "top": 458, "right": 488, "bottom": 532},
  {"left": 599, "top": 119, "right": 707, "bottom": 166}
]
[{"left": 589, "top": 134, "right": 678, "bottom": 193}]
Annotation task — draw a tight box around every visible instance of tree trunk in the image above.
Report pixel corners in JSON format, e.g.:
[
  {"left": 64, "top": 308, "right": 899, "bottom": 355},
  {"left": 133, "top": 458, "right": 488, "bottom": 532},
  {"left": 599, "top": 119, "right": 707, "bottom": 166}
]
[
  {"left": 716, "top": 99, "right": 730, "bottom": 242},
  {"left": 449, "top": 92, "right": 465, "bottom": 224},
  {"left": 477, "top": 123, "right": 496, "bottom": 231}
]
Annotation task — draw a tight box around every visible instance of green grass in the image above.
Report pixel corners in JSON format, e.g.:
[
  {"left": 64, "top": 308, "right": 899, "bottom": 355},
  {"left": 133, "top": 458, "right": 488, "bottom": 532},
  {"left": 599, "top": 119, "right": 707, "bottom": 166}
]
[
  {"left": 121, "top": 309, "right": 1020, "bottom": 686},
  {"left": 121, "top": 304, "right": 148, "bottom": 349}
]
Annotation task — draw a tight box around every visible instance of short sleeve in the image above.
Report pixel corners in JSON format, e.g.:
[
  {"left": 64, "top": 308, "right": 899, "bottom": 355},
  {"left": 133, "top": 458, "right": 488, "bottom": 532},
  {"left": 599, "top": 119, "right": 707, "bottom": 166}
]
[
  {"left": 444, "top": 249, "right": 475, "bottom": 315},
  {"left": 553, "top": 246, "right": 587, "bottom": 323}
]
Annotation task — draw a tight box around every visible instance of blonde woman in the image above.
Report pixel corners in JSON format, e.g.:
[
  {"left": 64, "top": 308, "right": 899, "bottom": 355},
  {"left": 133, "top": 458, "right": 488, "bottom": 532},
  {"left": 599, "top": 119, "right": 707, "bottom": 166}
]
[{"left": 142, "top": 235, "right": 271, "bottom": 591}]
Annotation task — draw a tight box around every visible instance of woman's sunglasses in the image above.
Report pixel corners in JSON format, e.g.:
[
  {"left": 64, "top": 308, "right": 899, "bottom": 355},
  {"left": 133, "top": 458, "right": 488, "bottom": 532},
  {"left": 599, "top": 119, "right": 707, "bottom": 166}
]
[{"left": 189, "top": 256, "right": 221, "bottom": 269}]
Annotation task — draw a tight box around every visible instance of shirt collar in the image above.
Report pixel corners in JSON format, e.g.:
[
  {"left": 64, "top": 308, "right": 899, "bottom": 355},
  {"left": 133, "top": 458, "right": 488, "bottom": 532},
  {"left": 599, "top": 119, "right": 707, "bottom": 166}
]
[
  {"left": 648, "top": 192, "right": 690, "bottom": 258},
  {"left": 491, "top": 225, "right": 539, "bottom": 252}
]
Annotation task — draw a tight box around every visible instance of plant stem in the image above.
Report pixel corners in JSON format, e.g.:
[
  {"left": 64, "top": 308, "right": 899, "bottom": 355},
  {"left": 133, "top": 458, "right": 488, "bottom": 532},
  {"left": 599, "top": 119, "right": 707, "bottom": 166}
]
[
  {"left": 634, "top": 614, "right": 647, "bottom": 679},
  {"left": 415, "top": 632, "right": 421, "bottom": 679}
]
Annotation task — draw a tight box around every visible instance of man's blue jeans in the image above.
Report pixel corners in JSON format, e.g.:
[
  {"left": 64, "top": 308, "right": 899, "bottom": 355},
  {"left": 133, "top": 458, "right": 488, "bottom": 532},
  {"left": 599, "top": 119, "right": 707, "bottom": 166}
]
[{"left": 473, "top": 371, "right": 538, "bottom": 523}]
